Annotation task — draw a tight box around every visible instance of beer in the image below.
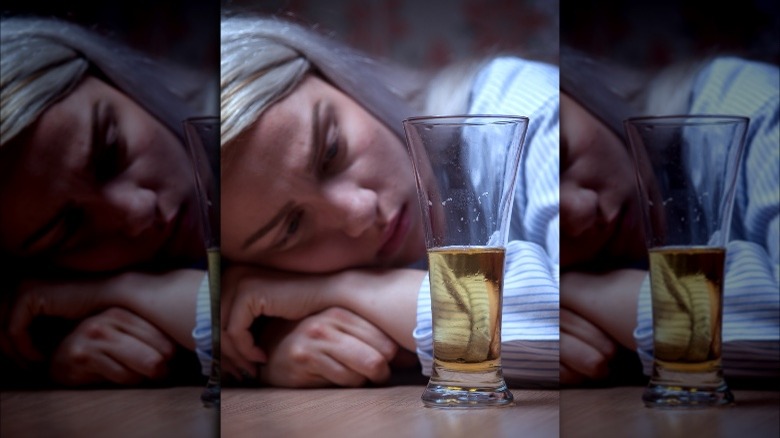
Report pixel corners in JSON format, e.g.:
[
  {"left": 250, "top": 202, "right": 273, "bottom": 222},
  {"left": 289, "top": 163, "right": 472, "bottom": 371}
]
[
  {"left": 648, "top": 246, "right": 726, "bottom": 385},
  {"left": 427, "top": 246, "right": 504, "bottom": 386}
]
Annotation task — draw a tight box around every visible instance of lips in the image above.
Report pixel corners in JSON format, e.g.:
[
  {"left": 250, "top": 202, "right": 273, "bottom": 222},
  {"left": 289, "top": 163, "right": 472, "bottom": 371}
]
[{"left": 378, "top": 204, "right": 409, "bottom": 258}]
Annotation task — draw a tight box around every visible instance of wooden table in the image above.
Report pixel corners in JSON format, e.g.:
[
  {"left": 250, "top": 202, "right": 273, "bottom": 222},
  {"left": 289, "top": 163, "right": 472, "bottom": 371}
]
[
  {"left": 3, "top": 385, "right": 776, "bottom": 437},
  {"left": 1, "top": 386, "right": 217, "bottom": 438},
  {"left": 221, "top": 385, "right": 559, "bottom": 438},
  {"left": 561, "top": 386, "right": 780, "bottom": 438}
]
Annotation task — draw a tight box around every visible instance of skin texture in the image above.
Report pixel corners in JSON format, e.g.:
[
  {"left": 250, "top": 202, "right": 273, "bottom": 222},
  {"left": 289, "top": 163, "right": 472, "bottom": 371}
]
[
  {"left": 221, "top": 264, "right": 423, "bottom": 385},
  {"left": 1, "top": 270, "right": 204, "bottom": 386},
  {"left": 0, "top": 77, "right": 206, "bottom": 386},
  {"left": 559, "top": 93, "right": 646, "bottom": 271},
  {"left": 0, "top": 76, "right": 203, "bottom": 273},
  {"left": 559, "top": 93, "right": 649, "bottom": 384},
  {"left": 221, "top": 75, "right": 426, "bottom": 273},
  {"left": 221, "top": 83, "right": 650, "bottom": 388},
  {"left": 220, "top": 74, "right": 431, "bottom": 386}
]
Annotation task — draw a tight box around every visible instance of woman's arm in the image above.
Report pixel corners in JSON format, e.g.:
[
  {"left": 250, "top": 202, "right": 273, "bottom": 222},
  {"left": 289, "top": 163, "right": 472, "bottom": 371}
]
[
  {"left": 221, "top": 265, "right": 425, "bottom": 372},
  {"left": 2, "top": 269, "right": 205, "bottom": 363}
]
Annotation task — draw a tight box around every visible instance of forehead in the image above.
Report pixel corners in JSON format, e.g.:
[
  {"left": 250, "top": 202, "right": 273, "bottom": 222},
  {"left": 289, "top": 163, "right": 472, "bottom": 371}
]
[
  {"left": 0, "top": 78, "right": 101, "bottom": 252},
  {"left": 223, "top": 75, "right": 337, "bottom": 178}
]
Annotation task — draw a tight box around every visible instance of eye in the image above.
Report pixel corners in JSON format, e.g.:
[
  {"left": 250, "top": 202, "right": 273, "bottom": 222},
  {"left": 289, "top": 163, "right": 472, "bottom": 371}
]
[
  {"left": 95, "top": 123, "right": 125, "bottom": 183},
  {"left": 278, "top": 210, "right": 303, "bottom": 248},
  {"left": 322, "top": 140, "right": 339, "bottom": 169},
  {"left": 321, "top": 123, "right": 340, "bottom": 172}
]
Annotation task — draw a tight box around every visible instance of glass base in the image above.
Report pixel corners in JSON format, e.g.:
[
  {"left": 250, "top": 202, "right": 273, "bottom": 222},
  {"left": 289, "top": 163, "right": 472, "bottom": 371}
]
[
  {"left": 421, "top": 382, "right": 514, "bottom": 408},
  {"left": 642, "top": 382, "right": 734, "bottom": 408},
  {"left": 201, "top": 381, "right": 220, "bottom": 408}
]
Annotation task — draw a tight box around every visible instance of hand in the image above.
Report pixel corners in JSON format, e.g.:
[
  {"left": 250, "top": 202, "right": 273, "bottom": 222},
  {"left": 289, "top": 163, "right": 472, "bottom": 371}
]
[
  {"left": 49, "top": 307, "right": 176, "bottom": 386},
  {"left": 221, "top": 265, "right": 422, "bottom": 377},
  {"left": 560, "top": 307, "right": 617, "bottom": 385},
  {"left": 560, "top": 269, "right": 646, "bottom": 350},
  {"left": 1, "top": 270, "right": 203, "bottom": 365},
  {"left": 230, "top": 308, "right": 398, "bottom": 388},
  {"left": 220, "top": 265, "right": 329, "bottom": 375},
  {"left": 1, "top": 277, "right": 107, "bottom": 364}
]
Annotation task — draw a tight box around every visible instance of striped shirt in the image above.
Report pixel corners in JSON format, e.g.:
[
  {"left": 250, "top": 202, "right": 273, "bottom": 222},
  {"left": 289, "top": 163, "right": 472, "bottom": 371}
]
[
  {"left": 413, "top": 57, "right": 561, "bottom": 387},
  {"left": 634, "top": 58, "right": 780, "bottom": 378},
  {"left": 193, "top": 275, "right": 212, "bottom": 376}
]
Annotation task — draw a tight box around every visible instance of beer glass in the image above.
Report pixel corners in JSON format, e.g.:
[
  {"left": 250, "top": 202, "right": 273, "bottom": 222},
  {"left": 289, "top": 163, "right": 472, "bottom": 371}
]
[
  {"left": 403, "top": 115, "right": 528, "bottom": 408},
  {"left": 183, "top": 117, "right": 221, "bottom": 408},
  {"left": 624, "top": 115, "right": 748, "bottom": 408}
]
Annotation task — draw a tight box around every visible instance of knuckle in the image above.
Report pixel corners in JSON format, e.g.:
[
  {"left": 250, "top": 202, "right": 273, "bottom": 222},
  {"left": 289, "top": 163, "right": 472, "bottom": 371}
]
[
  {"left": 82, "top": 320, "right": 109, "bottom": 340},
  {"left": 302, "top": 321, "right": 330, "bottom": 341},
  {"left": 580, "top": 352, "right": 608, "bottom": 378},
  {"left": 288, "top": 344, "right": 313, "bottom": 365},
  {"left": 68, "top": 345, "right": 91, "bottom": 365}
]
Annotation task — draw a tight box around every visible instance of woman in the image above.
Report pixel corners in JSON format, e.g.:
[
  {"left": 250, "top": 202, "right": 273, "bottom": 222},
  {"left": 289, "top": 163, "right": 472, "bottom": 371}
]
[
  {"left": 0, "top": 17, "right": 215, "bottom": 387},
  {"left": 558, "top": 47, "right": 780, "bottom": 384},
  {"left": 219, "top": 14, "right": 560, "bottom": 388}
]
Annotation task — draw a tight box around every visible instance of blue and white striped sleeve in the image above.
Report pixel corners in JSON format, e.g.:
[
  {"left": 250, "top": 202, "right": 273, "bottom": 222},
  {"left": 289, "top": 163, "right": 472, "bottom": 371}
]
[
  {"left": 193, "top": 273, "right": 213, "bottom": 376},
  {"left": 634, "top": 58, "right": 780, "bottom": 378},
  {"left": 413, "top": 57, "right": 560, "bottom": 387}
]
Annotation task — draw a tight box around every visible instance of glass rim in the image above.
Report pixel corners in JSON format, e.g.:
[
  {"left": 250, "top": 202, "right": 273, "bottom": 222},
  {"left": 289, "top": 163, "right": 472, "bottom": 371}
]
[
  {"left": 624, "top": 114, "right": 749, "bottom": 126},
  {"left": 403, "top": 114, "right": 529, "bottom": 125}
]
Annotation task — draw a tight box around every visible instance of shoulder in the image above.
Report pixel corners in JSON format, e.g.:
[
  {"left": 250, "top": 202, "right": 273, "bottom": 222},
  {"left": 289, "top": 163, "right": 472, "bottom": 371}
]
[
  {"left": 691, "top": 57, "right": 779, "bottom": 115},
  {"left": 470, "top": 56, "right": 559, "bottom": 116},
  {"left": 474, "top": 56, "right": 559, "bottom": 94}
]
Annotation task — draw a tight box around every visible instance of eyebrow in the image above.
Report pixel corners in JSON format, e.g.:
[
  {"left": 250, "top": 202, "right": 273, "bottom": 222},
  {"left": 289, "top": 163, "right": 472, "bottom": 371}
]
[
  {"left": 87, "top": 101, "right": 102, "bottom": 172},
  {"left": 306, "top": 100, "right": 322, "bottom": 173},
  {"left": 20, "top": 104, "right": 97, "bottom": 255},
  {"left": 241, "top": 201, "right": 295, "bottom": 251},
  {"left": 241, "top": 101, "right": 322, "bottom": 252}
]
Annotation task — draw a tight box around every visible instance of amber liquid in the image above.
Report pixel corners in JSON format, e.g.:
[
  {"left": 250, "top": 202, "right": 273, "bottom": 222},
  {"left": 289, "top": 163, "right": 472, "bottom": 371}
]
[
  {"left": 201, "top": 247, "right": 220, "bottom": 407},
  {"left": 648, "top": 246, "right": 725, "bottom": 383},
  {"left": 427, "top": 246, "right": 505, "bottom": 386}
]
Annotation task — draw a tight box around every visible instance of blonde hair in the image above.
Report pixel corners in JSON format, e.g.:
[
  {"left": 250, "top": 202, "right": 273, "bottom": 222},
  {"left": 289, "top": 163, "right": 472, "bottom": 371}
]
[
  {"left": 219, "top": 14, "right": 487, "bottom": 167},
  {"left": 1, "top": 17, "right": 211, "bottom": 147}
]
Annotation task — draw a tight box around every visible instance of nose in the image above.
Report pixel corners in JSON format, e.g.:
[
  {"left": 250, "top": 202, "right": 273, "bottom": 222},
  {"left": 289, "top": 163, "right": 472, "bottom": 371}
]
[
  {"left": 560, "top": 184, "right": 598, "bottom": 238},
  {"left": 324, "top": 183, "right": 378, "bottom": 238},
  {"left": 98, "top": 181, "right": 159, "bottom": 238}
]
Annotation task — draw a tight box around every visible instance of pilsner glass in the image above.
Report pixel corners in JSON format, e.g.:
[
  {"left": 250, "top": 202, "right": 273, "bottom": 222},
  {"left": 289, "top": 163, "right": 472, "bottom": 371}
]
[
  {"left": 624, "top": 115, "right": 748, "bottom": 408},
  {"left": 403, "top": 115, "right": 528, "bottom": 408},
  {"left": 183, "top": 117, "right": 221, "bottom": 408}
]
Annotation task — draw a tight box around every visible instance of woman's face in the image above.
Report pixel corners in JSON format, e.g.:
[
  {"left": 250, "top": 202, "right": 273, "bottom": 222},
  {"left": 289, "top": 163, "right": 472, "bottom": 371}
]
[
  {"left": 221, "top": 75, "right": 426, "bottom": 273},
  {"left": 560, "top": 93, "right": 646, "bottom": 269},
  {"left": 0, "top": 76, "right": 203, "bottom": 272}
]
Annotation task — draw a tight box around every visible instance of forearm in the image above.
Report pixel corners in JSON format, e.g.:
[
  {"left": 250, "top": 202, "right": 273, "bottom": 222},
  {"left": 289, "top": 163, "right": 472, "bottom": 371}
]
[
  {"left": 325, "top": 269, "right": 425, "bottom": 352},
  {"left": 561, "top": 269, "right": 645, "bottom": 350},
  {"left": 110, "top": 269, "right": 205, "bottom": 350}
]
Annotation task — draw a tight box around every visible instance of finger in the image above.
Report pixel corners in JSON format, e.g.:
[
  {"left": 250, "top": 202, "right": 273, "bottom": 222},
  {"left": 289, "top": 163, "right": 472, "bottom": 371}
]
[
  {"left": 51, "top": 340, "right": 145, "bottom": 386},
  {"left": 560, "top": 331, "right": 610, "bottom": 381},
  {"left": 103, "top": 330, "right": 170, "bottom": 380},
  {"left": 323, "top": 333, "right": 392, "bottom": 384},
  {"left": 220, "top": 332, "right": 258, "bottom": 380},
  {"left": 285, "top": 341, "right": 366, "bottom": 388},
  {"left": 226, "top": 299, "right": 267, "bottom": 363},
  {"left": 323, "top": 308, "right": 398, "bottom": 361},
  {"left": 7, "top": 295, "right": 44, "bottom": 362},
  {"left": 103, "top": 308, "right": 176, "bottom": 360},
  {"left": 76, "top": 315, "right": 169, "bottom": 382},
  {"left": 560, "top": 363, "right": 585, "bottom": 386},
  {"left": 560, "top": 308, "right": 617, "bottom": 360}
]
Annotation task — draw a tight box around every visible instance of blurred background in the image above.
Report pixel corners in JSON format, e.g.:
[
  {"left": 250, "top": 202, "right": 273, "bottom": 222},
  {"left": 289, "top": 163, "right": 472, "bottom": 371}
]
[
  {"left": 561, "top": 0, "right": 780, "bottom": 68},
  {"left": 222, "top": 0, "right": 560, "bottom": 67},
  {"left": 1, "top": 0, "right": 220, "bottom": 73}
]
